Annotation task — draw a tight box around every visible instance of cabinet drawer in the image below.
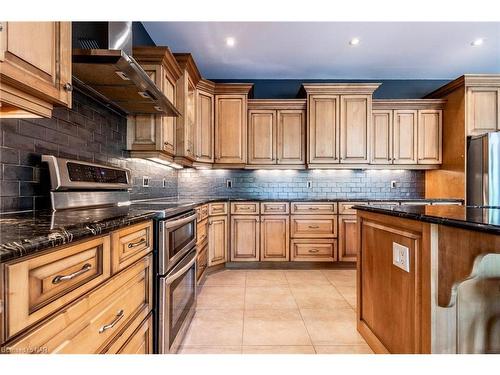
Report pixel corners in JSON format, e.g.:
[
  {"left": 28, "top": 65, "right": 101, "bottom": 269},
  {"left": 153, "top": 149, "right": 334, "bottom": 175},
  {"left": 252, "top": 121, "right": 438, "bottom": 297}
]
[
  {"left": 208, "top": 202, "right": 228, "bottom": 216},
  {"left": 291, "top": 239, "right": 337, "bottom": 262},
  {"left": 4, "top": 236, "right": 111, "bottom": 339},
  {"left": 291, "top": 215, "right": 337, "bottom": 238},
  {"left": 200, "top": 204, "right": 209, "bottom": 221},
  {"left": 111, "top": 221, "right": 153, "bottom": 274},
  {"left": 231, "top": 202, "right": 260, "bottom": 215},
  {"left": 103, "top": 314, "right": 153, "bottom": 354},
  {"left": 197, "top": 244, "right": 208, "bottom": 283},
  {"left": 197, "top": 218, "right": 209, "bottom": 247},
  {"left": 291, "top": 202, "right": 337, "bottom": 215},
  {"left": 5, "top": 255, "right": 152, "bottom": 354},
  {"left": 339, "top": 202, "right": 367, "bottom": 215},
  {"left": 260, "top": 202, "right": 289, "bottom": 215}
]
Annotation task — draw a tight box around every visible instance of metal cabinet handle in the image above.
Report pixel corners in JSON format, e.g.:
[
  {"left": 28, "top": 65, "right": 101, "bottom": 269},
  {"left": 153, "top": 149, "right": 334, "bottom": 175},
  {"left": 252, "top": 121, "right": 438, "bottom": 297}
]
[
  {"left": 128, "top": 238, "right": 146, "bottom": 248},
  {"left": 63, "top": 83, "right": 73, "bottom": 92},
  {"left": 308, "top": 249, "right": 320, "bottom": 253},
  {"left": 99, "top": 310, "right": 124, "bottom": 334},
  {"left": 52, "top": 263, "right": 92, "bottom": 284},
  {"left": 308, "top": 207, "right": 319, "bottom": 210},
  {"left": 308, "top": 225, "right": 320, "bottom": 229}
]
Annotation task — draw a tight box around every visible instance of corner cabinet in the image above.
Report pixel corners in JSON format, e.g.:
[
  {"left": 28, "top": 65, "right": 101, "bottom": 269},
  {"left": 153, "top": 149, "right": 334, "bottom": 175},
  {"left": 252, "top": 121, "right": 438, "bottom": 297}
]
[
  {"left": 214, "top": 83, "right": 253, "bottom": 167},
  {"left": 0, "top": 22, "right": 72, "bottom": 118},
  {"left": 208, "top": 215, "right": 228, "bottom": 266}
]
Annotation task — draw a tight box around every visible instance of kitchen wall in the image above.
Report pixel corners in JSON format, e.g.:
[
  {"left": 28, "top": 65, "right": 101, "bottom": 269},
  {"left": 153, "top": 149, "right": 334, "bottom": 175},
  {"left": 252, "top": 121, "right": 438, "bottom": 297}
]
[
  {"left": 177, "top": 169, "right": 424, "bottom": 200},
  {"left": 0, "top": 91, "right": 178, "bottom": 213}
]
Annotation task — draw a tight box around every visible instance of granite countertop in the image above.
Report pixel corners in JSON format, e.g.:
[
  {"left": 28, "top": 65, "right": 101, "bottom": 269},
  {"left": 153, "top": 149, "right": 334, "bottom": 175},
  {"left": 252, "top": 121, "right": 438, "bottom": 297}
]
[
  {"left": 0, "top": 196, "right": 463, "bottom": 263},
  {"left": 354, "top": 204, "right": 500, "bottom": 235}
]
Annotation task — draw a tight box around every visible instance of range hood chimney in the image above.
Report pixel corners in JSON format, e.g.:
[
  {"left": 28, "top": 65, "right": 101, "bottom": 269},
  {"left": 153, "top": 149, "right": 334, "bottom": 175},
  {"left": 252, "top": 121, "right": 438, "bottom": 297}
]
[{"left": 72, "top": 22, "right": 179, "bottom": 117}]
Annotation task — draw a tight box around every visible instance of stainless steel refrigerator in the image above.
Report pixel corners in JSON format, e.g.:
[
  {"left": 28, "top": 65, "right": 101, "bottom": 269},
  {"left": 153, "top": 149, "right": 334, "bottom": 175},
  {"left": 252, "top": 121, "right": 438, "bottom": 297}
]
[{"left": 466, "top": 132, "right": 500, "bottom": 207}]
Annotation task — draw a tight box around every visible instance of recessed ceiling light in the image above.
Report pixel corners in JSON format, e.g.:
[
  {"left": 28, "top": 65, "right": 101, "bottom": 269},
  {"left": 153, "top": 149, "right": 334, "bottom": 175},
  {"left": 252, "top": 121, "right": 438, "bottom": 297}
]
[
  {"left": 225, "top": 37, "right": 236, "bottom": 47},
  {"left": 349, "top": 38, "right": 360, "bottom": 46},
  {"left": 471, "top": 38, "right": 484, "bottom": 46}
]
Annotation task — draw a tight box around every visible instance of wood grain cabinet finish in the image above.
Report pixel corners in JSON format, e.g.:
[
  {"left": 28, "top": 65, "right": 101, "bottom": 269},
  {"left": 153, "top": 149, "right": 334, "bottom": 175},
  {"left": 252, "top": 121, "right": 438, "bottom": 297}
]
[
  {"left": 339, "top": 201, "right": 367, "bottom": 215},
  {"left": 340, "top": 95, "right": 371, "bottom": 163},
  {"left": 231, "top": 215, "right": 260, "bottom": 261},
  {"left": 260, "top": 202, "right": 289, "bottom": 215},
  {"left": 260, "top": 216, "right": 290, "bottom": 261},
  {"left": 0, "top": 22, "right": 72, "bottom": 118},
  {"left": 3, "top": 236, "right": 111, "bottom": 339},
  {"left": 393, "top": 110, "right": 418, "bottom": 164},
  {"left": 104, "top": 314, "right": 153, "bottom": 354},
  {"left": 371, "top": 110, "right": 393, "bottom": 164},
  {"left": 208, "top": 215, "right": 228, "bottom": 266},
  {"left": 196, "top": 218, "right": 209, "bottom": 248},
  {"left": 196, "top": 244, "right": 208, "bottom": 283},
  {"left": 290, "top": 215, "right": 337, "bottom": 238},
  {"left": 418, "top": 110, "right": 442, "bottom": 164},
  {"left": 215, "top": 94, "right": 248, "bottom": 165},
  {"left": 231, "top": 202, "right": 260, "bottom": 215},
  {"left": 338, "top": 214, "right": 358, "bottom": 262},
  {"left": 277, "top": 110, "right": 306, "bottom": 165},
  {"left": 111, "top": 221, "right": 153, "bottom": 274},
  {"left": 248, "top": 110, "right": 276, "bottom": 165},
  {"left": 5, "top": 255, "right": 152, "bottom": 354},
  {"left": 196, "top": 86, "right": 214, "bottom": 163},
  {"left": 290, "top": 239, "right": 337, "bottom": 262},
  {"left": 290, "top": 202, "right": 337, "bottom": 215},
  {"left": 466, "top": 86, "right": 500, "bottom": 135},
  {"left": 308, "top": 95, "right": 341, "bottom": 164},
  {"left": 208, "top": 202, "right": 228, "bottom": 216}
]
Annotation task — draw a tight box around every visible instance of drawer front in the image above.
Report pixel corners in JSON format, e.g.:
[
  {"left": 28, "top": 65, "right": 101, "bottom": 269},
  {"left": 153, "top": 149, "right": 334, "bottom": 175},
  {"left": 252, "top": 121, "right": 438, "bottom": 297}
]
[
  {"left": 6, "top": 255, "right": 152, "bottom": 354},
  {"left": 291, "top": 239, "right": 337, "bottom": 262},
  {"left": 291, "top": 215, "right": 337, "bottom": 238},
  {"left": 103, "top": 314, "right": 153, "bottom": 354},
  {"left": 339, "top": 202, "right": 367, "bottom": 215},
  {"left": 4, "top": 236, "right": 111, "bottom": 339},
  {"left": 260, "top": 202, "right": 289, "bottom": 215},
  {"left": 208, "top": 202, "right": 228, "bottom": 216},
  {"left": 197, "top": 244, "right": 208, "bottom": 283},
  {"left": 291, "top": 202, "right": 337, "bottom": 215},
  {"left": 111, "top": 221, "right": 153, "bottom": 274},
  {"left": 231, "top": 202, "right": 260, "bottom": 215},
  {"left": 200, "top": 204, "right": 209, "bottom": 221},
  {"left": 196, "top": 218, "right": 209, "bottom": 247}
]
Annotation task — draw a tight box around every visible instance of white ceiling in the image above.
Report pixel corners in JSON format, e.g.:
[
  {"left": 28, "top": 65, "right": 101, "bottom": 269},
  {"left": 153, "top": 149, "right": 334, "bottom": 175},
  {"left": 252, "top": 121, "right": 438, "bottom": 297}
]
[{"left": 143, "top": 22, "right": 500, "bottom": 79}]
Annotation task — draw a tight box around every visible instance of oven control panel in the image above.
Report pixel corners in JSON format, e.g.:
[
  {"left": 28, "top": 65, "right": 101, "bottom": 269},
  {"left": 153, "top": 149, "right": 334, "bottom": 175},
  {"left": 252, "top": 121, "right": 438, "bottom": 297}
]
[{"left": 67, "top": 162, "right": 128, "bottom": 184}]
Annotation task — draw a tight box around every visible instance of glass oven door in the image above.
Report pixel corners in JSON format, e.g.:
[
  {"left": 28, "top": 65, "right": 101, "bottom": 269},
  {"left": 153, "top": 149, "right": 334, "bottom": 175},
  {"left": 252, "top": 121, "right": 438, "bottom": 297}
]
[{"left": 159, "top": 248, "right": 197, "bottom": 354}]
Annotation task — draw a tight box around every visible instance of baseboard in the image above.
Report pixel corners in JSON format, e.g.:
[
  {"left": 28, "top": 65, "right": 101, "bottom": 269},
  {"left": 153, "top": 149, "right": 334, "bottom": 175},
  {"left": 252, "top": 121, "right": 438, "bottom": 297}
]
[{"left": 224, "top": 261, "right": 356, "bottom": 270}]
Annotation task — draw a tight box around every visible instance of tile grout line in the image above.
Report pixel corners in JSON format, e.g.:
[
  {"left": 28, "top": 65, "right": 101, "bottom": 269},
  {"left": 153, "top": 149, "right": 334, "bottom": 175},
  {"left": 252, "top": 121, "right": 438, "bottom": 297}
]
[{"left": 241, "top": 270, "right": 247, "bottom": 353}]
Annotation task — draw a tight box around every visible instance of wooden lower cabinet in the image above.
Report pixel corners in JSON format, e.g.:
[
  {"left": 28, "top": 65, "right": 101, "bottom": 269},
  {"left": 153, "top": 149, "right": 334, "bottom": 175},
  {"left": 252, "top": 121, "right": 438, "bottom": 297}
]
[
  {"left": 104, "top": 314, "right": 153, "bottom": 354},
  {"left": 208, "top": 215, "right": 228, "bottom": 266},
  {"left": 290, "top": 215, "right": 337, "bottom": 238},
  {"left": 231, "top": 215, "right": 260, "bottom": 261},
  {"left": 260, "top": 216, "right": 290, "bottom": 261},
  {"left": 290, "top": 239, "right": 337, "bottom": 262},
  {"left": 111, "top": 221, "right": 153, "bottom": 274},
  {"left": 197, "top": 244, "right": 208, "bottom": 283},
  {"left": 338, "top": 215, "right": 358, "bottom": 262}
]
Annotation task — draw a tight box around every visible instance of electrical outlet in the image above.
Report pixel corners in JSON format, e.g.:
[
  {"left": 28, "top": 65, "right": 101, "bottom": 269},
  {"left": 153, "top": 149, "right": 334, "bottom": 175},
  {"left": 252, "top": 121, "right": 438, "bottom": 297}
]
[
  {"left": 307, "top": 180, "right": 313, "bottom": 189},
  {"left": 390, "top": 180, "right": 397, "bottom": 189},
  {"left": 392, "top": 242, "right": 410, "bottom": 272},
  {"left": 226, "top": 179, "right": 232, "bottom": 189},
  {"left": 142, "top": 176, "right": 150, "bottom": 188},
  {"left": 162, "top": 178, "right": 167, "bottom": 188}
]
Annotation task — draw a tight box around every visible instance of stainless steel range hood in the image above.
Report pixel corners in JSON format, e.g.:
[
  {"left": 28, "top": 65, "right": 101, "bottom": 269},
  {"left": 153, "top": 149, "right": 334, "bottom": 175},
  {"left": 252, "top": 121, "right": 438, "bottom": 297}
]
[{"left": 72, "top": 22, "right": 179, "bottom": 116}]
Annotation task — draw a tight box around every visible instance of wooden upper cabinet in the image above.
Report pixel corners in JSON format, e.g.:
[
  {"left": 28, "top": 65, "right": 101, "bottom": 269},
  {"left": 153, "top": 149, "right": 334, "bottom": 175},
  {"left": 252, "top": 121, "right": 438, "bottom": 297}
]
[
  {"left": 248, "top": 110, "right": 276, "bottom": 165},
  {"left": 466, "top": 86, "right": 500, "bottom": 135},
  {"left": 393, "top": 110, "right": 418, "bottom": 164},
  {"left": 308, "top": 95, "right": 340, "bottom": 164},
  {"left": 418, "top": 109, "right": 442, "bottom": 164},
  {"left": 277, "top": 109, "right": 306, "bottom": 165},
  {"left": 340, "top": 95, "right": 371, "bottom": 163},
  {"left": 0, "top": 22, "right": 72, "bottom": 118},
  {"left": 371, "top": 110, "right": 393, "bottom": 164},
  {"left": 214, "top": 84, "right": 252, "bottom": 165},
  {"left": 195, "top": 80, "right": 215, "bottom": 163}
]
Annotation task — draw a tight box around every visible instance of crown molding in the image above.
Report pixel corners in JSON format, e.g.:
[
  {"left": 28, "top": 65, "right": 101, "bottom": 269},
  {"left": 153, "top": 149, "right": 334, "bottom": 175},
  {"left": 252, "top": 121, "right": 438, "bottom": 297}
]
[
  {"left": 373, "top": 99, "right": 446, "bottom": 110},
  {"left": 247, "top": 99, "right": 307, "bottom": 110},
  {"left": 132, "top": 46, "right": 183, "bottom": 82}
]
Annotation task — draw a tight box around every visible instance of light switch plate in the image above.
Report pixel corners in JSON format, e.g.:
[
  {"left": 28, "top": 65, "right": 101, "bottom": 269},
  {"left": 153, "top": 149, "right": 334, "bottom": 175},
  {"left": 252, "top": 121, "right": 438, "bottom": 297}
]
[
  {"left": 142, "top": 176, "right": 150, "bottom": 188},
  {"left": 392, "top": 242, "right": 410, "bottom": 272}
]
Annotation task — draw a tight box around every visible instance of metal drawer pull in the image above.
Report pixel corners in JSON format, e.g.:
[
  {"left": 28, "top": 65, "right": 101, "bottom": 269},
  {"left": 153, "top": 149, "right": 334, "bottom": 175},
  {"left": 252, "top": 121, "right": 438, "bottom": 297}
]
[
  {"left": 308, "top": 249, "right": 320, "bottom": 253},
  {"left": 308, "top": 225, "right": 320, "bottom": 229},
  {"left": 52, "top": 263, "right": 92, "bottom": 284},
  {"left": 308, "top": 207, "right": 320, "bottom": 210},
  {"left": 128, "top": 238, "right": 146, "bottom": 248},
  {"left": 99, "top": 310, "right": 124, "bottom": 334}
]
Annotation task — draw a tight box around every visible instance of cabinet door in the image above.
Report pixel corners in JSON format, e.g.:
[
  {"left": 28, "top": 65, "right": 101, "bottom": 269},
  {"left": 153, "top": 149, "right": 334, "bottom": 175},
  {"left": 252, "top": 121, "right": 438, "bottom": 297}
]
[
  {"left": 277, "top": 109, "right": 306, "bottom": 165},
  {"left": 231, "top": 215, "right": 259, "bottom": 261},
  {"left": 115, "top": 315, "right": 153, "bottom": 354},
  {"left": 215, "top": 95, "right": 247, "bottom": 164},
  {"left": 339, "top": 215, "right": 358, "bottom": 262},
  {"left": 418, "top": 109, "right": 442, "bottom": 164},
  {"left": 0, "top": 22, "right": 71, "bottom": 113},
  {"left": 393, "top": 110, "right": 418, "bottom": 164},
  {"left": 208, "top": 216, "right": 227, "bottom": 266},
  {"left": 308, "top": 95, "right": 340, "bottom": 164},
  {"left": 176, "top": 74, "right": 196, "bottom": 160},
  {"left": 196, "top": 89, "right": 214, "bottom": 162},
  {"left": 371, "top": 110, "right": 393, "bottom": 164},
  {"left": 466, "top": 87, "right": 500, "bottom": 135},
  {"left": 260, "top": 216, "right": 290, "bottom": 261},
  {"left": 340, "top": 95, "right": 370, "bottom": 163},
  {"left": 248, "top": 110, "right": 276, "bottom": 165},
  {"left": 161, "top": 72, "right": 177, "bottom": 154}
]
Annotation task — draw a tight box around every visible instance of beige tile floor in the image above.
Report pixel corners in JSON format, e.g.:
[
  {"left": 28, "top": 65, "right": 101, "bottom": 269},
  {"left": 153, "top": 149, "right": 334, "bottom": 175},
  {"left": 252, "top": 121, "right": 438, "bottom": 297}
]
[{"left": 179, "top": 269, "right": 373, "bottom": 354}]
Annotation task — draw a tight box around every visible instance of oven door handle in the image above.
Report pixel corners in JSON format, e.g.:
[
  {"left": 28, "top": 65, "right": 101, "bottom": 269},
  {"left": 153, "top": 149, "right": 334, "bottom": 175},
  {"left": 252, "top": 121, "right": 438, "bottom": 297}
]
[
  {"left": 164, "top": 212, "right": 198, "bottom": 230},
  {"left": 165, "top": 251, "right": 197, "bottom": 285}
]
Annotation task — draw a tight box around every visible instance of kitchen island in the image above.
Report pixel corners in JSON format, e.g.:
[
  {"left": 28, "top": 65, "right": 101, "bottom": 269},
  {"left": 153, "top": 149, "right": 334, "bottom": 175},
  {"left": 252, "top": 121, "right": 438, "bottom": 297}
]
[{"left": 354, "top": 204, "right": 500, "bottom": 354}]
